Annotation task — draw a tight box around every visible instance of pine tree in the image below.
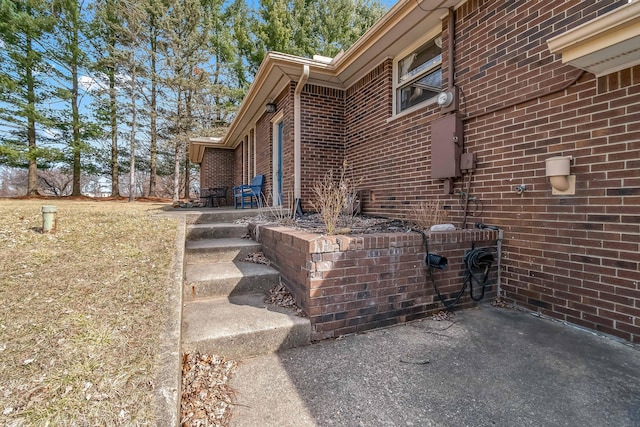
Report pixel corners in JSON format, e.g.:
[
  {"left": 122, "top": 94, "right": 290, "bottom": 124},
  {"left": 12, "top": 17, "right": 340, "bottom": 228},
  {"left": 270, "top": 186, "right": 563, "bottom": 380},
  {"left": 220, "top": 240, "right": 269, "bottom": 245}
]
[
  {"left": 252, "top": 0, "right": 293, "bottom": 68},
  {"left": 50, "top": 0, "right": 93, "bottom": 196},
  {"left": 89, "top": 0, "right": 124, "bottom": 196},
  {"left": 142, "top": 0, "right": 168, "bottom": 197},
  {"left": 251, "top": 0, "right": 386, "bottom": 68},
  {"left": 161, "top": 0, "right": 212, "bottom": 201},
  {"left": 0, "top": 0, "right": 57, "bottom": 195}
]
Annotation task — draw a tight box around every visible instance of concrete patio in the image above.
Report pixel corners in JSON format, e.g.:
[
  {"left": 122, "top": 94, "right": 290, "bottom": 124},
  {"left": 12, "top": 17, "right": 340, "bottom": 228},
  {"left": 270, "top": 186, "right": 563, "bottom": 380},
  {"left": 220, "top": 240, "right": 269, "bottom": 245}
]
[{"left": 231, "top": 304, "right": 640, "bottom": 426}]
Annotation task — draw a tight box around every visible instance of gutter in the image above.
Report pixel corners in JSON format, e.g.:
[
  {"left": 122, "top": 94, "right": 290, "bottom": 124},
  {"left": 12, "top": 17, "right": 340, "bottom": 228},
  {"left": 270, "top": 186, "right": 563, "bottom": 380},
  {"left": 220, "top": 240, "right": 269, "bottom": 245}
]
[{"left": 294, "top": 64, "right": 310, "bottom": 204}]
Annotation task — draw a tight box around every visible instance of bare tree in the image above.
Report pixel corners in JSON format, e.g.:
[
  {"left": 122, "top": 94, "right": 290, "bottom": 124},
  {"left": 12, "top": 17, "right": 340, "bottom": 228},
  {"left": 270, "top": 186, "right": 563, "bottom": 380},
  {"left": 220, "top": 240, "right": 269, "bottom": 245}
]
[
  {"left": 38, "top": 169, "right": 73, "bottom": 196},
  {"left": 0, "top": 167, "right": 28, "bottom": 197}
]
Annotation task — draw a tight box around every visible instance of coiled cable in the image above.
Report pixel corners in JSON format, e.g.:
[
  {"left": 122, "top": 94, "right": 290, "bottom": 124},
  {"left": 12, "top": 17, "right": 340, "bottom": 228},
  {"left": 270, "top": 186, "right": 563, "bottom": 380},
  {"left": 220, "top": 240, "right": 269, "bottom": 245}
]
[{"left": 416, "top": 228, "right": 494, "bottom": 308}]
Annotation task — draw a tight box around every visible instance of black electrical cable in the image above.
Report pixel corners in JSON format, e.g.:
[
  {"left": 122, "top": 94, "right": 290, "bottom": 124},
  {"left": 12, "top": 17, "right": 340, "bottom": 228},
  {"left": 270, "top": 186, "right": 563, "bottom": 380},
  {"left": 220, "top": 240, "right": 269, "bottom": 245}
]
[
  {"left": 416, "top": 229, "right": 464, "bottom": 308},
  {"left": 415, "top": 228, "right": 495, "bottom": 309},
  {"left": 462, "top": 246, "right": 494, "bottom": 301}
]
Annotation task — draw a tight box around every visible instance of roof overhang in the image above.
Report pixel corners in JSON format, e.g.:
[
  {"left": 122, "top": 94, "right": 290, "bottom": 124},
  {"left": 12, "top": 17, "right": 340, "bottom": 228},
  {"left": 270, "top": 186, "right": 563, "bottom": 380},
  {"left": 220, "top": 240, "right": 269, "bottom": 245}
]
[
  {"left": 203, "top": 0, "right": 460, "bottom": 150},
  {"left": 547, "top": 1, "right": 640, "bottom": 77},
  {"left": 188, "top": 137, "right": 223, "bottom": 164}
]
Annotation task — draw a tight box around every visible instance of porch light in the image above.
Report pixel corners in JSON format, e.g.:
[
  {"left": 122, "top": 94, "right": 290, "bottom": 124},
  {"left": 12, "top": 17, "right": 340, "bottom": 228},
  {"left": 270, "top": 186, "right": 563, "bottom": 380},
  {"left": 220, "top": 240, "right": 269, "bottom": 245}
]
[{"left": 265, "top": 102, "right": 277, "bottom": 113}]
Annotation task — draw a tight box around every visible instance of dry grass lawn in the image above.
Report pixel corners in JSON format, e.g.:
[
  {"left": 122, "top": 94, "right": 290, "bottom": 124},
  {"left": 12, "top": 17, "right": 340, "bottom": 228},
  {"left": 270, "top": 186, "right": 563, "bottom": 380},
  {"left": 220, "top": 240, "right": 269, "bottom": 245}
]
[{"left": 0, "top": 199, "right": 178, "bottom": 426}]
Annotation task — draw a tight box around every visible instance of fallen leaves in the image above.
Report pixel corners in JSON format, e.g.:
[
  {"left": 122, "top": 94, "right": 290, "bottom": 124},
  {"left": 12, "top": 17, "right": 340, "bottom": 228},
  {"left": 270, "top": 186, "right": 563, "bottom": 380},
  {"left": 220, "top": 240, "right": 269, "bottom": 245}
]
[
  {"left": 181, "top": 352, "right": 237, "bottom": 427},
  {"left": 242, "top": 251, "right": 271, "bottom": 265},
  {"left": 432, "top": 311, "right": 455, "bottom": 321},
  {"left": 264, "top": 282, "right": 306, "bottom": 317},
  {"left": 491, "top": 297, "right": 512, "bottom": 308}
]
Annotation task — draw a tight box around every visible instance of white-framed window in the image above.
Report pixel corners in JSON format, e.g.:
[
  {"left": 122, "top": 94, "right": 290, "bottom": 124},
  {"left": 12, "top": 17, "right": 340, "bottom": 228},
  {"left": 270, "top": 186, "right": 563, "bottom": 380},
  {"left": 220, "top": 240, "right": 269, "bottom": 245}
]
[{"left": 393, "top": 30, "right": 443, "bottom": 115}]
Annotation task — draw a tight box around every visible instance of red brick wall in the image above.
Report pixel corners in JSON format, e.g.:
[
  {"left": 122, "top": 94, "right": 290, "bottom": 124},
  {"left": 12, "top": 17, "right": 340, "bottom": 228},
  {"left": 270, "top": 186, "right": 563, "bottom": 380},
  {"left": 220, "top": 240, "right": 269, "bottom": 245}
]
[
  {"left": 245, "top": 82, "right": 345, "bottom": 211},
  {"left": 300, "top": 84, "right": 346, "bottom": 211},
  {"left": 452, "top": 0, "right": 639, "bottom": 342},
  {"left": 278, "top": 86, "right": 295, "bottom": 207},
  {"left": 252, "top": 225, "right": 499, "bottom": 340},
  {"left": 200, "top": 148, "right": 235, "bottom": 206},
  {"left": 336, "top": 0, "right": 639, "bottom": 342},
  {"left": 345, "top": 60, "right": 449, "bottom": 219}
]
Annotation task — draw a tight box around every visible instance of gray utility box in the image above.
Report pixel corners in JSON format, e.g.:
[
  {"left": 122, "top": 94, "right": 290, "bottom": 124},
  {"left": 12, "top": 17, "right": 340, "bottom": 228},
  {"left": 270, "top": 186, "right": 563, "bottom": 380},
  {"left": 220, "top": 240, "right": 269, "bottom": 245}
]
[{"left": 431, "top": 114, "right": 463, "bottom": 179}]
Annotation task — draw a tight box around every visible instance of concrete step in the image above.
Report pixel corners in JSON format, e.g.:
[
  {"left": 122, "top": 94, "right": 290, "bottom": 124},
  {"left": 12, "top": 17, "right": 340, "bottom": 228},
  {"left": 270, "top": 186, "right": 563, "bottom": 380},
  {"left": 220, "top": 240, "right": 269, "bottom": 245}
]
[
  {"left": 181, "top": 293, "right": 311, "bottom": 360},
  {"left": 184, "top": 261, "right": 280, "bottom": 300},
  {"left": 185, "top": 238, "right": 262, "bottom": 264},
  {"left": 186, "top": 223, "right": 249, "bottom": 240},
  {"left": 184, "top": 209, "right": 261, "bottom": 225}
]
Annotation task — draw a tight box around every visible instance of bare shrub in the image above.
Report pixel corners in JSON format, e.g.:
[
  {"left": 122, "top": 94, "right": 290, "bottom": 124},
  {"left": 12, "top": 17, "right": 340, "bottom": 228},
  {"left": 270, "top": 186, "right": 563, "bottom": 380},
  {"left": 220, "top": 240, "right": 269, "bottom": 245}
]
[
  {"left": 339, "top": 160, "right": 363, "bottom": 228},
  {"left": 411, "top": 199, "right": 448, "bottom": 230},
  {"left": 311, "top": 170, "right": 343, "bottom": 235},
  {"left": 312, "top": 161, "right": 363, "bottom": 234},
  {"left": 258, "top": 191, "right": 295, "bottom": 225}
]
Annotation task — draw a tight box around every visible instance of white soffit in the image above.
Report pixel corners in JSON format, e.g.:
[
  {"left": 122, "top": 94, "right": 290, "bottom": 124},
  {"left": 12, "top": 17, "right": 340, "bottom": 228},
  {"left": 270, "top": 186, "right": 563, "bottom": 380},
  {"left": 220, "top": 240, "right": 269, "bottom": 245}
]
[
  {"left": 547, "top": 1, "right": 640, "bottom": 77},
  {"left": 188, "top": 137, "right": 224, "bottom": 163}
]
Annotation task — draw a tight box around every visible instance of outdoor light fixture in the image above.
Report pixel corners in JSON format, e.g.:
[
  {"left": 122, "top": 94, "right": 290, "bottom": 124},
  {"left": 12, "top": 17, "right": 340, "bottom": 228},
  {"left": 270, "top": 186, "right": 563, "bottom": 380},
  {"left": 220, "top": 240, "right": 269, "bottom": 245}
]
[
  {"left": 545, "top": 155, "right": 575, "bottom": 195},
  {"left": 265, "top": 102, "right": 277, "bottom": 113}
]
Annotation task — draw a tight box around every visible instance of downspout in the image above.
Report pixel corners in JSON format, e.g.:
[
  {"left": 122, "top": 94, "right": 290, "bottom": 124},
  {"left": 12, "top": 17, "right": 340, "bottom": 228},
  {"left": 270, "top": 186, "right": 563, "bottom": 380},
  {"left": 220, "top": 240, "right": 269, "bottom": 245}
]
[
  {"left": 447, "top": 7, "right": 454, "bottom": 91},
  {"left": 294, "top": 64, "right": 310, "bottom": 216}
]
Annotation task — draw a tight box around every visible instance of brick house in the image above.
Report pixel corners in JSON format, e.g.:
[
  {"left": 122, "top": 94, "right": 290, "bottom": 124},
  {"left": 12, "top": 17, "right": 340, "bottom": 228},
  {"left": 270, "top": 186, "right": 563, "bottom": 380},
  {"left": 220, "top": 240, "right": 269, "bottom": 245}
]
[{"left": 190, "top": 0, "right": 640, "bottom": 342}]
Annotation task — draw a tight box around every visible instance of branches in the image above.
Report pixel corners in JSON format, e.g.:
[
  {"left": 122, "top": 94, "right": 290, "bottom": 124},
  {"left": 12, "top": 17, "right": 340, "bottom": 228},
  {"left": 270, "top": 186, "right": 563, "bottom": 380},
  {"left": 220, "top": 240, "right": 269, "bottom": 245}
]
[{"left": 311, "top": 160, "right": 363, "bottom": 235}]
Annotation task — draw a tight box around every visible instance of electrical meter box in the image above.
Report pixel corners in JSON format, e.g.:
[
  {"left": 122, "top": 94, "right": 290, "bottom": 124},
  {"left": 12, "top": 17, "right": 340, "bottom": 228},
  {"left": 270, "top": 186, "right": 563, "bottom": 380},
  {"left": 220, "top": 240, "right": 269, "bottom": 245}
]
[{"left": 431, "top": 114, "right": 463, "bottom": 179}]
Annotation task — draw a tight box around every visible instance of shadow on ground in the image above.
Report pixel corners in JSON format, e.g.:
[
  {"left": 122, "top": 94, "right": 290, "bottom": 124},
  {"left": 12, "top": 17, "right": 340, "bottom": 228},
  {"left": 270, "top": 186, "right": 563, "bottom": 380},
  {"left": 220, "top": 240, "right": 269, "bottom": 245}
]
[{"left": 231, "top": 305, "right": 640, "bottom": 427}]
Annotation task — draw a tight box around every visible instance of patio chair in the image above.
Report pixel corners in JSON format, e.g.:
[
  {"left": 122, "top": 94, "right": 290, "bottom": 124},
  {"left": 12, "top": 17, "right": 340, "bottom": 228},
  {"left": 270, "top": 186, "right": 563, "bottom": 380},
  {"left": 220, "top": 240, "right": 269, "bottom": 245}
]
[
  {"left": 234, "top": 175, "right": 264, "bottom": 209},
  {"left": 200, "top": 187, "right": 227, "bottom": 207}
]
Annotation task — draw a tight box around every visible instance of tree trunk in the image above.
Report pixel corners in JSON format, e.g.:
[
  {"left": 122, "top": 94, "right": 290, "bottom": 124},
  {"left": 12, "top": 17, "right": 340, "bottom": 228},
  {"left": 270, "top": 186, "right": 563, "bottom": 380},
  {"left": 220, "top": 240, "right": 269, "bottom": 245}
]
[
  {"left": 148, "top": 17, "right": 158, "bottom": 197},
  {"left": 129, "top": 51, "right": 137, "bottom": 203},
  {"left": 173, "top": 89, "right": 183, "bottom": 202},
  {"left": 26, "top": 34, "right": 38, "bottom": 196},
  {"left": 71, "top": 60, "right": 81, "bottom": 196},
  {"left": 109, "top": 64, "right": 119, "bottom": 196},
  {"left": 71, "top": 16, "right": 82, "bottom": 197},
  {"left": 173, "top": 141, "right": 180, "bottom": 203},
  {"left": 184, "top": 84, "right": 193, "bottom": 199}
]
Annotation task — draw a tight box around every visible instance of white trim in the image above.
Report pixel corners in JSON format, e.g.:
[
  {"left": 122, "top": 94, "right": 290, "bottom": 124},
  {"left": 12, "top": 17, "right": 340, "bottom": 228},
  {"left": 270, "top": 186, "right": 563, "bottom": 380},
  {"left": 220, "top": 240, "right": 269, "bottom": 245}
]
[
  {"left": 392, "top": 26, "right": 442, "bottom": 117},
  {"left": 547, "top": 1, "right": 640, "bottom": 77},
  {"left": 386, "top": 94, "right": 439, "bottom": 123},
  {"left": 243, "top": 137, "right": 248, "bottom": 184}
]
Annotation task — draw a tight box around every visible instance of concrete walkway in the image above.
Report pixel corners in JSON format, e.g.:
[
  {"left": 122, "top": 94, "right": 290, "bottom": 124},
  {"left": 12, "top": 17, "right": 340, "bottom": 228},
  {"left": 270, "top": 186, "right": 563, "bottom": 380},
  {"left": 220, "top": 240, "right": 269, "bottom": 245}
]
[{"left": 231, "top": 305, "right": 640, "bottom": 427}]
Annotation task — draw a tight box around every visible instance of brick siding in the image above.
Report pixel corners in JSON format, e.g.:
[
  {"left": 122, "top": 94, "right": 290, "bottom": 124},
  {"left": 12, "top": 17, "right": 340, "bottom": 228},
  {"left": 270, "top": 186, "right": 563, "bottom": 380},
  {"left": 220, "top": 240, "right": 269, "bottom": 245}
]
[
  {"left": 452, "top": 0, "right": 640, "bottom": 342},
  {"left": 221, "top": 0, "right": 639, "bottom": 342},
  {"left": 200, "top": 148, "right": 235, "bottom": 206},
  {"left": 338, "top": 0, "right": 639, "bottom": 341},
  {"left": 300, "top": 84, "right": 346, "bottom": 212}
]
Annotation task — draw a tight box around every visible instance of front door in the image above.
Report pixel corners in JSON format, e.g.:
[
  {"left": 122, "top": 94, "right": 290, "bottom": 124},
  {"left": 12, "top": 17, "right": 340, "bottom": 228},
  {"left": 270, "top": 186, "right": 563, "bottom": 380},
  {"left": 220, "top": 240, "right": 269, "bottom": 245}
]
[
  {"left": 272, "top": 117, "right": 284, "bottom": 206},
  {"left": 276, "top": 121, "right": 283, "bottom": 205}
]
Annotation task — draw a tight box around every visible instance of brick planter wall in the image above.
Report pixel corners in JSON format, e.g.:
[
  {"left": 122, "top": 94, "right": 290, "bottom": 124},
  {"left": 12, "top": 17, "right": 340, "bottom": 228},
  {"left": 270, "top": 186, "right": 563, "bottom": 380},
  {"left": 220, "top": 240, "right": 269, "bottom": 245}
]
[{"left": 251, "top": 224, "right": 499, "bottom": 340}]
